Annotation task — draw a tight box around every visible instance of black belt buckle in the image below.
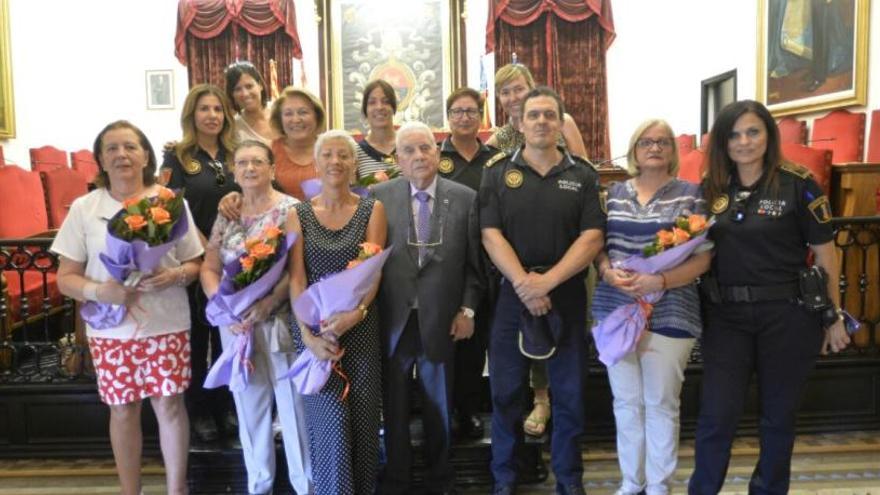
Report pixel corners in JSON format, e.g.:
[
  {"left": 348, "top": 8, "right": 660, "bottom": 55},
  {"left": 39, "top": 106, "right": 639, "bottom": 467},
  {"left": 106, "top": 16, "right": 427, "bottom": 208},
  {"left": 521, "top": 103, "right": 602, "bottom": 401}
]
[{"left": 727, "top": 286, "right": 751, "bottom": 303}]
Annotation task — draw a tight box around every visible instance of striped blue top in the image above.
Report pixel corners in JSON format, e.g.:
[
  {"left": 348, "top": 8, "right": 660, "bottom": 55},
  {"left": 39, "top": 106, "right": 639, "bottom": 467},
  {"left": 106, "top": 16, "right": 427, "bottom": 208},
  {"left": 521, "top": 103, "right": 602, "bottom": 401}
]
[{"left": 592, "top": 178, "right": 708, "bottom": 338}]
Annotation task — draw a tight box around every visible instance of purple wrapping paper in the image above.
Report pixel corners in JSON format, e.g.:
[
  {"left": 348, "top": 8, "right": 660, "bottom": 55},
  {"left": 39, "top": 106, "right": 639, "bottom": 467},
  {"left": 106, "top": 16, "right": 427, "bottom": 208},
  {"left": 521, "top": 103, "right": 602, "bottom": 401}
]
[
  {"left": 593, "top": 232, "right": 710, "bottom": 367},
  {"left": 79, "top": 207, "right": 190, "bottom": 330},
  {"left": 202, "top": 233, "right": 298, "bottom": 392},
  {"left": 300, "top": 178, "right": 368, "bottom": 201},
  {"left": 277, "top": 246, "right": 393, "bottom": 393}
]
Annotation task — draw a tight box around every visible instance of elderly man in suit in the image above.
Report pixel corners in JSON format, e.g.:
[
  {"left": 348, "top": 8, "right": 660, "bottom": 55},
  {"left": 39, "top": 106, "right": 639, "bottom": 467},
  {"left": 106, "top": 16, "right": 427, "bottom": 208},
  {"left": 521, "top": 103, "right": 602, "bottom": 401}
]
[{"left": 373, "top": 121, "right": 483, "bottom": 495}]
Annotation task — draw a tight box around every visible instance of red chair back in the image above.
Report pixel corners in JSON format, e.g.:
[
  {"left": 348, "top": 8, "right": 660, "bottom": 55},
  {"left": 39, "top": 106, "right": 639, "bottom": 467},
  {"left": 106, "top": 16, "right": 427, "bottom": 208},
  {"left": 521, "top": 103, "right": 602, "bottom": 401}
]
[
  {"left": 777, "top": 117, "right": 807, "bottom": 144},
  {"left": 867, "top": 110, "right": 880, "bottom": 162},
  {"left": 676, "top": 134, "right": 696, "bottom": 155},
  {"left": 70, "top": 149, "right": 99, "bottom": 184},
  {"left": 810, "top": 109, "right": 866, "bottom": 163},
  {"left": 0, "top": 167, "right": 50, "bottom": 237},
  {"left": 780, "top": 143, "right": 833, "bottom": 195},
  {"left": 0, "top": 145, "right": 5, "bottom": 167},
  {"left": 700, "top": 133, "right": 710, "bottom": 151},
  {"left": 29, "top": 145, "right": 69, "bottom": 173},
  {"left": 678, "top": 149, "right": 706, "bottom": 185},
  {"left": 40, "top": 167, "right": 89, "bottom": 229}
]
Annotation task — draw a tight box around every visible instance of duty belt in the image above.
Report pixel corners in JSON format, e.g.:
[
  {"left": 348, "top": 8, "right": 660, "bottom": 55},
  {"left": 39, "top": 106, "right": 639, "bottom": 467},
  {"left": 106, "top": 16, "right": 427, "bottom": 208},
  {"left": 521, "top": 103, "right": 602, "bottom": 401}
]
[{"left": 717, "top": 282, "right": 800, "bottom": 303}]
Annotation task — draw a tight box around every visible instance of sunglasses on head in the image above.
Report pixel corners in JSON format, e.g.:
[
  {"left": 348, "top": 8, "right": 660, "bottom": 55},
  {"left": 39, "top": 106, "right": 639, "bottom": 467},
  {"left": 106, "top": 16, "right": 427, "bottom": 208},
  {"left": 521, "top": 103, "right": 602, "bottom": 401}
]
[{"left": 208, "top": 160, "right": 226, "bottom": 187}]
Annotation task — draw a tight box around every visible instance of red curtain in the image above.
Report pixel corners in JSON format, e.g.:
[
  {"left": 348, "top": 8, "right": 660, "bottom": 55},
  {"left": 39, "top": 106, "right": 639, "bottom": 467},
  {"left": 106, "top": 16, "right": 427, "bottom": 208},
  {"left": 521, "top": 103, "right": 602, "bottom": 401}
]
[
  {"left": 487, "top": 0, "right": 615, "bottom": 161},
  {"left": 175, "top": 0, "right": 302, "bottom": 89}
]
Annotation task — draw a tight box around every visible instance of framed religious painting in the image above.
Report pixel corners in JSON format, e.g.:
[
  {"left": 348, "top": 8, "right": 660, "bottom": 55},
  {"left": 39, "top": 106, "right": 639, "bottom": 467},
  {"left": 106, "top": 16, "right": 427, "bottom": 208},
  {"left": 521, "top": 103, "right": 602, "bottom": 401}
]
[
  {"left": 0, "top": 0, "right": 16, "bottom": 139},
  {"left": 756, "top": 0, "right": 869, "bottom": 117},
  {"left": 318, "top": 0, "right": 465, "bottom": 131}
]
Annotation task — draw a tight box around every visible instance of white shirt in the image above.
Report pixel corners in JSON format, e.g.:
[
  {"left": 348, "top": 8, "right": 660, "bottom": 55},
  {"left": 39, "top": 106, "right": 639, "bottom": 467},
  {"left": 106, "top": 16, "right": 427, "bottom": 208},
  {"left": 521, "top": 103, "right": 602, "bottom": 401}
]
[{"left": 51, "top": 187, "right": 204, "bottom": 339}]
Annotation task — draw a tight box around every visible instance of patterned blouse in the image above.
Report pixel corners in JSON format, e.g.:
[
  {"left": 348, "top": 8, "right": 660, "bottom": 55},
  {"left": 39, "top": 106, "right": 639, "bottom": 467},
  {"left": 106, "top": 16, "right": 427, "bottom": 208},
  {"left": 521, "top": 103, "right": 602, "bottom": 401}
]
[
  {"left": 591, "top": 179, "right": 709, "bottom": 338},
  {"left": 493, "top": 122, "right": 566, "bottom": 155}
]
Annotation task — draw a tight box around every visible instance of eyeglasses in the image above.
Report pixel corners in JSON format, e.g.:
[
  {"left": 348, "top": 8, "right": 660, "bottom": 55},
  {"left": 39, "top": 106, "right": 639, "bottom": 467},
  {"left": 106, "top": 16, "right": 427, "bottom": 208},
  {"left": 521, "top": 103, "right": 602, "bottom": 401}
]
[
  {"left": 448, "top": 108, "right": 481, "bottom": 119},
  {"left": 234, "top": 158, "right": 271, "bottom": 169},
  {"left": 208, "top": 160, "right": 226, "bottom": 187},
  {"left": 636, "top": 138, "right": 674, "bottom": 150},
  {"left": 731, "top": 190, "right": 751, "bottom": 223}
]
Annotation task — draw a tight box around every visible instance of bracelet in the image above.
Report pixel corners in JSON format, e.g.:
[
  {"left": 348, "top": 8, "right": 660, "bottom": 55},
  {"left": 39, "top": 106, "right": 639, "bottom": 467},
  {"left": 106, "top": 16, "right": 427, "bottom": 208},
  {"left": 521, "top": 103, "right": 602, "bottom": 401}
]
[
  {"left": 83, "top": 282, "right": 99, "bottom": 302},
  {"left": 659, "top": 272, "right": 668, "bottom": 290},
  {"left": 176, "top": 266, "right": 188, "bottom": 287},
  {"left": 357, "top": 303, "right": 368, "bottom": 321}
]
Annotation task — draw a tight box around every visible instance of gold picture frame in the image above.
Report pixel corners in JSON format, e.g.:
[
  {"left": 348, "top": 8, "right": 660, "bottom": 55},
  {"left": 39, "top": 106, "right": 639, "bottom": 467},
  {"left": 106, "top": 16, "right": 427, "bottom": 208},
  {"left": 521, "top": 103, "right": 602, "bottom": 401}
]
[
  {"left": 756, "top": 0, "right": 869, "bottom": 117},
  {"left": 318, "top": 0, "right": 465, "bottom": 131},
  {"left": 0, "top": 0, "right": 16, "bottom": 139}
]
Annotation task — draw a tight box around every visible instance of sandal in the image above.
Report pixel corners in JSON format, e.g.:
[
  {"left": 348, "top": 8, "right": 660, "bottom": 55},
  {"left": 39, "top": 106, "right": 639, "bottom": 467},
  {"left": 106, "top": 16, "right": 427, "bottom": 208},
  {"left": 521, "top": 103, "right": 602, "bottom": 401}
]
[{"left": 523, "top": 399, "right": 550, "bottom": 436}]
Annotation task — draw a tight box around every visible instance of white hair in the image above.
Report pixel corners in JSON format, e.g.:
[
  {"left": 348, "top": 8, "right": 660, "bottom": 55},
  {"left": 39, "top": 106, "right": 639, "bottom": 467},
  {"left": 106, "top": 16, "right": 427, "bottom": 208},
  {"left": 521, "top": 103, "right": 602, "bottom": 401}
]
[
  {"left": 395, "top": 121, "right": 434, "bottom": 149},
  {"left": 314, "top": 130, "right": 359, "bottom": 162}
]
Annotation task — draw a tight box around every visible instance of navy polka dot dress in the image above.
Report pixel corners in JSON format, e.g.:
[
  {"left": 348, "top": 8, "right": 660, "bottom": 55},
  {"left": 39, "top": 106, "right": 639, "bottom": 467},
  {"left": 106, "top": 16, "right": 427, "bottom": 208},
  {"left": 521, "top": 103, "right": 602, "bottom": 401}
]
[{"left": 291, "top": 197, "right": 381, "bottom": 495}]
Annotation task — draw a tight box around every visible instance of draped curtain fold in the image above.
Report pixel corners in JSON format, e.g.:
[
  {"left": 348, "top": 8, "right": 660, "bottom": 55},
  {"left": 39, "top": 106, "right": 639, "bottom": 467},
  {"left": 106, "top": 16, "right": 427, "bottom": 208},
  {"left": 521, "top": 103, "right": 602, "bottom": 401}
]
[
  {"left": 175, "top": 0, "right": 302, "bottom": 89},
  {"left": 487, "top": 0, "right": 615, "bottom": 161}
]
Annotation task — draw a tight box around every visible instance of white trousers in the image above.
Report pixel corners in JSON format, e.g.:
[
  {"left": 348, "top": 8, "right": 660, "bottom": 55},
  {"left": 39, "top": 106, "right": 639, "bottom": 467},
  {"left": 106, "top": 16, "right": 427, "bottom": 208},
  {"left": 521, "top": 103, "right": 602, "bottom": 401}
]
[
  {"left": 220, "top": 319, "right": 312, "bottom": 495},
  {"left": 606, "top": 331, "right": 694, "bottom": 495}
]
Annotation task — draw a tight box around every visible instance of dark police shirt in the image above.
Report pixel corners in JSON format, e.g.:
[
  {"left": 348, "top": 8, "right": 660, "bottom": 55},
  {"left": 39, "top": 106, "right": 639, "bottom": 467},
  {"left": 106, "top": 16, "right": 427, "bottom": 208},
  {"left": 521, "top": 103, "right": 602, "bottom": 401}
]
[
  {"left": 478, "top": 147, "right": 605, "bottom": 269},
  {"left": 161, "top": 147, "right": 239, "bottom": 238},
  {"left": 708, "top": 163, "right": 834, "bottom": 287},
  {"left": 438, "top": 137, "right": 503, "bottom": 192}
]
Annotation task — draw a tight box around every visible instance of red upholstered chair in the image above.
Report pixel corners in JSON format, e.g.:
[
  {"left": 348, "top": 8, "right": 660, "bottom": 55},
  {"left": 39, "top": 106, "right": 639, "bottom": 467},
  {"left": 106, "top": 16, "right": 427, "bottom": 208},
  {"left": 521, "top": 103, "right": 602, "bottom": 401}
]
[
  {"left": 777, "top": 117, "right": 807, "bottom": 144},
  {"left": 40, "top": 167, "right": 89, "bottom": 229},
  {"left": 70, "top": 149, "right": 99, "bottom": 184},
  {"left": 810, "top": 109, "right": 866, "bottom": 163},
  {"left": 676, "top": 134, "right": 696, "bottom": 155},
  {"left": 0, "top": 166, "right": 62, "bottom": 333},
  {"left": 678, "top": 149, "right": 706, "bottom": 185},
  {"left": 29, "top": 145, "right": 69, "bottom": 173},
  {"left": 866, "top": 110, "right": 880, "bottom": 163},
  {"left": 781, "top": 143, "right": 833, "bottom": 195},
  {"left": 0, "top": 145, "right": 5, "bottom": 167},
  {"left": 700, "top": 133, "right": 710, "bottom": 151}
]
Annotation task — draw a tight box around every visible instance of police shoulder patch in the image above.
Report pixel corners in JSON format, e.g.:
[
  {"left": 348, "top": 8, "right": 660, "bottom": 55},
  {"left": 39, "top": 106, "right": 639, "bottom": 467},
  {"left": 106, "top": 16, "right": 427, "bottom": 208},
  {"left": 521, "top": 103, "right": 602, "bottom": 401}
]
[
  {"left": 780, "top": 161, "right": 812, "bottom": 180},
  {"left": 484, "top": 151, "right": 507, "bottom": 169},
  {"left": 807, "top": 195, "right": 832, "bottom": 224}
]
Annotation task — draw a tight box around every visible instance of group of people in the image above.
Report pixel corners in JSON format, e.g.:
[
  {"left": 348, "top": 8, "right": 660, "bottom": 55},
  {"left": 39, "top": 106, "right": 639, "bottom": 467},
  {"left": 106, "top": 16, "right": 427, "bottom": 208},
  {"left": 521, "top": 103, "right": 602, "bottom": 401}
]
[{"left": 49, "top": 60, "right": 851, "bottom": 495}]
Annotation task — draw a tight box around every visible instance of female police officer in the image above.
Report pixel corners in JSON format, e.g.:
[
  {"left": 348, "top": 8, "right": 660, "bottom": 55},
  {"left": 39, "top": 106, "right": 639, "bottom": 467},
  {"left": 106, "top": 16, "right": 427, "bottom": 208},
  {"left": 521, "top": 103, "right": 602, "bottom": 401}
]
[{"left": 688, "top": 100, "right": 850, "bottom": 495}]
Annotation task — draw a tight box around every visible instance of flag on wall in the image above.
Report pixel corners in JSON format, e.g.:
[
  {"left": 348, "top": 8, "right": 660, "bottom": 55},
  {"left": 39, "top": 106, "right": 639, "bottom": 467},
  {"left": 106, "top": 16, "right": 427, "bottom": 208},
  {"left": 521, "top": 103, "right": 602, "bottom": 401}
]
[{"left": 479, "top": 56, "right": 492, "bottom": 130}]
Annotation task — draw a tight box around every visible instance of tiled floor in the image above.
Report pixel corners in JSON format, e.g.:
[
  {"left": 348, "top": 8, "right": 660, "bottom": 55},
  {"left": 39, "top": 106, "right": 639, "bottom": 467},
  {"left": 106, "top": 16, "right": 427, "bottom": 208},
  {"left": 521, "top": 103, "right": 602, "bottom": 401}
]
[{"left": 1, "top": 431, "right": 878, "bottom": 494}]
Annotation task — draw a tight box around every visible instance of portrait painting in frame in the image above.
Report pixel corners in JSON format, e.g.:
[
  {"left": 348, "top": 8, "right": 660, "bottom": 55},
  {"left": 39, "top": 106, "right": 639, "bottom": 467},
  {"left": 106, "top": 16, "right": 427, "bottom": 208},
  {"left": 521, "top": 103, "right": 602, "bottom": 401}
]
[
  {"left": 145, "top": 70, "right": 174, "bottom": 110},
  {"left": 319, "top": 0, "right": 464, "bottom": 131},
  {"left": 756, "top": 0, "right": 869, "bottom": 117},
  {"left": 0, "top": 0, "right": 16, "bottom": 139}
]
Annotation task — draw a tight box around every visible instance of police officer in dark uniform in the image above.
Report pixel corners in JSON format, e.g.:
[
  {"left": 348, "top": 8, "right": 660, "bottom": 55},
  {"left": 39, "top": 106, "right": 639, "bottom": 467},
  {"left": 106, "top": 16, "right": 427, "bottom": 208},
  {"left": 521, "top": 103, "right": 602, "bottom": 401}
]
[
  {"left": 689, "top": 100, "right": 850, "bottom": 495},
  {"left": 479, "top": 87, "right": 605, "bottom": 495},
  {"left": 439, "top": 87, "right": 505, "bottom": 439},
  {"left": 160, "top": 84, "right": 240, "bottom": 442}
]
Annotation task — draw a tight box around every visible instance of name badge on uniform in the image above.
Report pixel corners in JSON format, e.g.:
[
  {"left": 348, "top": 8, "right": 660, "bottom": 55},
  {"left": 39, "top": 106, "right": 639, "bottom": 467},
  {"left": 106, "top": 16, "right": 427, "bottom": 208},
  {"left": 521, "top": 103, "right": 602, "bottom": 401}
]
[
  {"left": 557, "top": 179, "right": 582, "bottom": 192},
  {"left": 438, "top": 157, "right": 454, "bottom": 174},
  {"left": 711, "top": 195, "right": 729, "bottom": 214},
  {"left": 183, "top": 159, "right": 202, "bottom": 175},
  {"left": 505, "top": 169, "right": 524, "bottom": 188},
  {"left": 757, "top": 199, "right": 786, "bottom": 217},
  {"left": 808, "top": 196, "right": 832, "bottom": 223}
]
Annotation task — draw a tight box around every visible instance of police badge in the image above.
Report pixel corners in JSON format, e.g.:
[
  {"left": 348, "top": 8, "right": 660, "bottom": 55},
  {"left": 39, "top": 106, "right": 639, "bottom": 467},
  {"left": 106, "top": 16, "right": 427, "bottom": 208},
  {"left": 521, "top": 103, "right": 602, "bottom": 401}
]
[
  {"left": 711, "top": 195, "right": 729, "bottom": 214},
  {"left": 438, "top": 157, "right": 454, "bottom": 174},
  {"left": 505, "top": 169, "right": 524, "bottom": 189}
]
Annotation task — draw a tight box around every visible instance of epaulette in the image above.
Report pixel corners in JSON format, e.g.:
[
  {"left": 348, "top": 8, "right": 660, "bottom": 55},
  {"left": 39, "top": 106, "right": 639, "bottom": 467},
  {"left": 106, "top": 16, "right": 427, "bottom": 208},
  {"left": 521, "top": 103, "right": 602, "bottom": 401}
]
[
  {"left": 484, "top": 151, "right": 507, "bottom": 169},
  {"left": 780, "top": 161, "right": 812, "bottom": 180}
]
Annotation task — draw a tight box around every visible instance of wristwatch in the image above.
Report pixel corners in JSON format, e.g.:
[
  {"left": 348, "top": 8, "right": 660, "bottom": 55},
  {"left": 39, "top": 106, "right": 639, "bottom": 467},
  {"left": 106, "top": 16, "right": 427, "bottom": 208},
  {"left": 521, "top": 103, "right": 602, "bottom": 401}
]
[{"left": 460, "top": 307, "right": 475, "bottom": 319}]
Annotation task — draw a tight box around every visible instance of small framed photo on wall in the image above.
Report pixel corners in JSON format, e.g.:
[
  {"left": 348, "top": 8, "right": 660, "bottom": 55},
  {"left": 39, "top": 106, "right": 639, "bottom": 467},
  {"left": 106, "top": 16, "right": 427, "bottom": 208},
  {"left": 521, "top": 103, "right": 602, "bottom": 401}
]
[{"left": 146, "top": 70, "right": 174, "bottom": 110}]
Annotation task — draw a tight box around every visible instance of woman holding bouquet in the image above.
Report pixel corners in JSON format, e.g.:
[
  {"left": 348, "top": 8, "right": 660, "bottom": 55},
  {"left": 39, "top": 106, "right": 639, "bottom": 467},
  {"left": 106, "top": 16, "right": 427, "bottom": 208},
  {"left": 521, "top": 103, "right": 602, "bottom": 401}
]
[
  {"left": 161, "top": 83, "right": 240, "bottom": 442},
  {"left": 689, "top": 101, "right": 850, "bottom": 494},
  {"left": 592, "top": 119, "right": 711, "bottom": 495},
  {"left": 200, "top": 140, "right": 311, "bottom": 495},
  {"left": 288, "top": 130, "right": 387, "bottom": 494},
  {"left": 356, "top": 79, "right": 399, "bottom": 180},
  {"left": 52, "top": 121, "right": 203, "bottom": 495}
]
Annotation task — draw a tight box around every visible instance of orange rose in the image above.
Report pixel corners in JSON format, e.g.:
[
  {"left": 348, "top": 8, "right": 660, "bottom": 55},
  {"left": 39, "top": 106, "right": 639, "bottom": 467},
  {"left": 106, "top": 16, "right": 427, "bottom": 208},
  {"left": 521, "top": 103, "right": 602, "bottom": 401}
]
[
  {"left": 656, "top": 229, "right": 674, "bottom": 247},
  {"left": 122, "top": 197, "right": 141, "bottom": 209},
  {"left": 263, "top": 225, "right": 283, "bottom": 240},
  {"left": 249, "top": 241, "right": 276, "bottom": 260},
  {"left": 157, "top": 187, "right": 176, "bottom": 201},
  {"left": 688, "top": 214, "right": 707, "bottom": 233},
  {"left": 149, "top": 206, "right": 171, "bottom": 225},
  {"left": 374, "top": 170, "right": 389, "bottom": 182},
  {"left": 244, "top": 237, "right": 261, "bottom": 251},
  {"left": 672, "top": 227, "right": 691, "bottom": 245},
  {"left": 360, "top": 242, "right": 382, "bottom": 257},
  {"left": 124, "top": 214, "right": 147, "bottom": 231},
  {"left": 240, "top": 255, "right": 256, "bottom": 272},
  {"left": 346, "top": 259, "right": 363, "bottom": 270}
]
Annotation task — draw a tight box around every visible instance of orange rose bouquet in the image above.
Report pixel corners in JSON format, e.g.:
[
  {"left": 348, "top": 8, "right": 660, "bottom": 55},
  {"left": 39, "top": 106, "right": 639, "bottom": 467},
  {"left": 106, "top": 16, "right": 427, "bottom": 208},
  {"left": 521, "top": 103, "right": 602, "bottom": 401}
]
[
  {"left": 109, "top": 186, "right": 185, "bottom": 246},
  {"left": 642, "top": 214, "right": 709, "bottom": 256}
]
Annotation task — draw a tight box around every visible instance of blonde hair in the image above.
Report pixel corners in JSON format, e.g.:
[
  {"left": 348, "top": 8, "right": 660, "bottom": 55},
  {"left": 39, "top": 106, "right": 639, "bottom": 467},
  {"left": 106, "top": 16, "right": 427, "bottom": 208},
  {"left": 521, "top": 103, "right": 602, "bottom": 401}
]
[
  {"left": 494, "top": 64, "right": 536, "bottom": 93},
  {"left": 175, "top": 84, "right": 237, "bottom": 167},
  {"left": 626, "top": 119, "right": 680, "bottom": 177},
  {"left": 270, "top": 86, "right": 326, "bottom": 136}
]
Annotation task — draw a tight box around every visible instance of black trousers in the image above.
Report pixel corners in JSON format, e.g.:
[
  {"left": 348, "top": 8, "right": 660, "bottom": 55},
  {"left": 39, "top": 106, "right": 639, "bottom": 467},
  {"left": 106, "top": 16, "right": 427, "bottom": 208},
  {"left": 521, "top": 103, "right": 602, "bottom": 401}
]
[
  {"left": 184, "top": 283, "right": 231, "bottom": 419},
  {"left": 689, "top": 300, "right": 823, "bottom": 495},
  {"left": 453, "top": 298, "right": 491, "bottom": 418}
]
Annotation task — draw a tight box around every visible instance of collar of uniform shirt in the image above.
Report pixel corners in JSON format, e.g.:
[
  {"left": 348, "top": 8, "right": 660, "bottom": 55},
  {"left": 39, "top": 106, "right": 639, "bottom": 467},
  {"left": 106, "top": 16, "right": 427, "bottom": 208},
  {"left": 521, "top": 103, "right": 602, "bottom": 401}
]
[
  {"left": 510, "top": 146, "right": 577, "bottom": 174},
  {"left": 440, "top": 136, "right": 491, "bottom": 155}
]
